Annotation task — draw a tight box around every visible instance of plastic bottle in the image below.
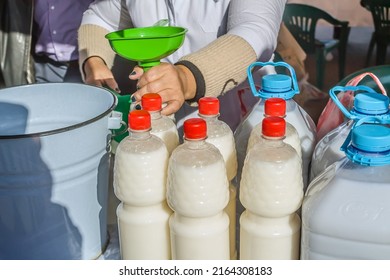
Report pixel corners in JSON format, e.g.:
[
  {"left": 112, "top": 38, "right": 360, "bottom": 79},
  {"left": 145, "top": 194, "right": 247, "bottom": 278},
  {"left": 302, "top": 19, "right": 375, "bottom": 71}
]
[
  {"left": 166, "top": 118, "right": 230, "bottom": 260},
  {"left": 301, "top": 118, "right": 390, "bottom": 259},
  {"left": 310, "top": 85, "right": 390, "bottom": 181},
  {"left": 235, "top": 61, "right": 316, "bottom": 192},
  {"left": 198, "top": 96, "right": 238, "bottom": 260},
  {"left": 113, "top": 109, "right": 171, "bottom": 260},
  {"left": 141, "top": 93, "right": 179, "bottom": 155},
  {"left": 239, "top": 116, "right": 303, "bottom": 260},
  {"left": 247, "top": 97, "right": 302, "bottom": 159}
]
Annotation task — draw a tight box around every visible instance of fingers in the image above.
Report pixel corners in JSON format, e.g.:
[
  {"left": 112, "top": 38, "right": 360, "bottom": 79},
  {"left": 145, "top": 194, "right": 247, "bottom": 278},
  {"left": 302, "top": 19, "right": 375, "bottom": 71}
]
[{"left": 129, "top": 66, "right": 144, "bottom": 80}]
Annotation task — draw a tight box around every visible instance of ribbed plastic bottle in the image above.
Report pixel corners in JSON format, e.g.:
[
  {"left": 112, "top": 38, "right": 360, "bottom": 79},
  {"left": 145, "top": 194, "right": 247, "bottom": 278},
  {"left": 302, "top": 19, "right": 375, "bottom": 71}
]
[
  {"left": 235, "top": 61, "right": 316, "bottom": 192},
  {"left": 247, "top": 97, "right": 302, "bottom": 159},
  {"left": 113, "top": 109, "right": 171, "bottom": 260},
  {"left": 302, "top": 118, "right": 390, "bottom": 259},
  {"left": 310, "top": 85, "right": 390, "bottom": 181},
  {"left": 198, "top": 96, "right": 238, "bottom": 260},
  {"left": 141, "top": 93, "right": 179, "bottom": 155},
  {"left": 239, "top": 116, "right": 303, "bottom": 260},
  {"left": 166, "top": 118, "right": 230, "bottom": 260}
]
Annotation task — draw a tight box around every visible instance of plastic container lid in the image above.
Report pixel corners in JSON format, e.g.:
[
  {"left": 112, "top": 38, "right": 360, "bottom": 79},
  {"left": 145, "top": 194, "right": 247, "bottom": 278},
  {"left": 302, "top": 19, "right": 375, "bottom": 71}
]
[
  {"left": 351, "top": 124, "right": 390, "bottom": 152},
  {"left": 184, "top": 118, "right": 207, "bottom": 140},
  {"left": 262, "top": 74, "right": 292, "bottom": 93},
  {"left": 265, "top": 98, "right": 286, "bottom": 117},
  {"left": 353, "top": 92, "right": 389, "bottom": 115},
  {"left": 262, "top": 116, "right": 286, "bottom": 137},
  {"left": 141, "top": 93, "right": 162, "bottom": 111},
  {"left": 198, "top": 97, "right": 219, "bottom": 115},
  {"left": 129, "top": 109, "right": 151, "bottom": 130}
]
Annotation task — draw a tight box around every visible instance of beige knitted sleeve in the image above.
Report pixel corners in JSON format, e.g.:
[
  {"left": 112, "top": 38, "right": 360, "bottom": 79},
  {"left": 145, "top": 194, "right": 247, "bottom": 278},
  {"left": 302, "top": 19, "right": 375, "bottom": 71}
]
[
  {"left": 78, "top": 24, "right": 116, "bottom": 79},
  {"left": 177, "top": 34, "right": 257, "bottom": 103}
]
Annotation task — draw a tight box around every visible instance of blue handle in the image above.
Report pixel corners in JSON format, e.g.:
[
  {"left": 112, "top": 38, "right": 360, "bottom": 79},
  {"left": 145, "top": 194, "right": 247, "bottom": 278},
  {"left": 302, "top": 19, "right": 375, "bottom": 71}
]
[
  {"left": 329, "top": 85, "right": 378, "bottom": 120},
  {"left": 247, "top": 61, "right": 299, "bottom": 98}
]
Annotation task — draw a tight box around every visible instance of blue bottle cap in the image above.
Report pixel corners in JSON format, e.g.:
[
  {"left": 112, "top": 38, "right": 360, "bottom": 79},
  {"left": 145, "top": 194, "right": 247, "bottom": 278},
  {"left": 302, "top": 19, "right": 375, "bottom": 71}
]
[
  {"left": 259, "top": 74, "right": 296, "bottom": 99},
  {"left": 352, "top": 124, "right": 390, "bottom": 152},
  {"left": 353, "top": 92, "right": 389, "bottom": 115}
]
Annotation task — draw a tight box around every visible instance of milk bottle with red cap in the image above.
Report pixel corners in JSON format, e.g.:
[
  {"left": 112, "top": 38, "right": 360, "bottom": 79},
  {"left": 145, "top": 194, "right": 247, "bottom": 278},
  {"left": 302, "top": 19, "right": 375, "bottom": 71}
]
[
  {"left": 302, "top": 118, "right": 390, "bottom": 259},
  {"left": 247, "top": 97, "right": 302, "bottom": 159},
  {"left": 310, "top": 85, "right": 390, "bottom": 181},
  {"left": 240, "top": 116, "right": 303, "bottom": 260},
  {"left": 166, "top": 118, "right": 230, "bottom": 260},
  {"left": 141, "top": 93, "right": 179, "bottom": 155},
  {"left": 113, "top": 110, "right": 171, "bottom": 260},
  {"left": 235, "top": 61, "right": 316, "bottom": 191},
  {"left": 198, "top": 96, "right": 238, "bottom": 259}
]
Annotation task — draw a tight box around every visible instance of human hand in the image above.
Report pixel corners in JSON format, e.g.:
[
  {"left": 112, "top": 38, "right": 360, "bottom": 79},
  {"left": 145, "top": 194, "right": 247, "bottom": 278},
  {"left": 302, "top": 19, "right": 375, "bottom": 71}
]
[
  {"left": 83, "top": 56, "right": 120, "bottom": 92},
  {"left": 129, "top": 62, "right": 196, "bottom": 115}
]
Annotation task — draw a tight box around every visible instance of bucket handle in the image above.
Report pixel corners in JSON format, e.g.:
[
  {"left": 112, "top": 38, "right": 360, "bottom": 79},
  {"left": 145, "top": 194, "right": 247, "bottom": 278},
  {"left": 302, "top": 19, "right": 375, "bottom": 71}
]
[{"left": 108, "top": 111, "right": 127, "bottom": 138}]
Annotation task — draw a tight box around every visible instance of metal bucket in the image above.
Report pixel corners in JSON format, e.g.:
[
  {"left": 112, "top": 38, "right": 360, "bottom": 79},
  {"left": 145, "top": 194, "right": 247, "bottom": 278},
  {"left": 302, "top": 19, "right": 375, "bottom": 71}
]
[{"left": 0, "top": 83, "right": 120, "bottom": 259}]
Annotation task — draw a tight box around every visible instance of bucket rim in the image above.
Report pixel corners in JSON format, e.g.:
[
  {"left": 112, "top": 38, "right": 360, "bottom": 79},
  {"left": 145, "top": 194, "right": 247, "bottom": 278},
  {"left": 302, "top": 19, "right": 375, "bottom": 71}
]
[{"left": 0, "top": 83, "right": 118, "bottom": 139}]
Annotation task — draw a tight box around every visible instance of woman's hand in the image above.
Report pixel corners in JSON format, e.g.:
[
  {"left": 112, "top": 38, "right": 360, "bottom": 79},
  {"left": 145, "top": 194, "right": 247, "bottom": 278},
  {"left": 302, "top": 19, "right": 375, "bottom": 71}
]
[
  {"left": 83, "top": 56, "right": 120, "bottom": 92},
  {"left": 130, "top": 62, "right": 196, "bottom": 115}
]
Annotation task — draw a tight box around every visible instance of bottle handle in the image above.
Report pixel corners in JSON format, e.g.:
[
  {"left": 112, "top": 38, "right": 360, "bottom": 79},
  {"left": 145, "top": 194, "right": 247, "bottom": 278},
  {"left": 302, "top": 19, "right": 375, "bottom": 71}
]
[
  {"left": 247, "top": 61, "right": 299, "bottom": 97},
  {"left": 329, "top": 85, "right": 378, "bottom": 120}
]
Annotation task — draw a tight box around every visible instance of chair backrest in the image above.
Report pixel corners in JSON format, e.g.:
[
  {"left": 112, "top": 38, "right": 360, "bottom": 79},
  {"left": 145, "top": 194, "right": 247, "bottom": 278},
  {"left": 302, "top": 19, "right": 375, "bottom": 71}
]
[
  {"left": 283, "top": 3, "right": 348, "bottom": 53},
  {"left": 363, "top": 0, "right": 390, "bottom": 36}
]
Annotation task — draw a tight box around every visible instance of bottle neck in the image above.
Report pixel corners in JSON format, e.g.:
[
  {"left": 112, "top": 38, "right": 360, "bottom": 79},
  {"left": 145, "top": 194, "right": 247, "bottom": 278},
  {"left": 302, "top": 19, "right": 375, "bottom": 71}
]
[
  {"left": 148, "top": 110, "right": 162, "bottom": 120},
  {"left": 184, "top": 138, "right": 208, "bottom": 149},
  {"left": 199, "top": 114, "right": 219, "bottom": 122},
  {"left": 129, "top": 129, "right": 152, "bottom": 140},
  {"left": 261, "top": 135, "right": 285, "bottom": 141}
]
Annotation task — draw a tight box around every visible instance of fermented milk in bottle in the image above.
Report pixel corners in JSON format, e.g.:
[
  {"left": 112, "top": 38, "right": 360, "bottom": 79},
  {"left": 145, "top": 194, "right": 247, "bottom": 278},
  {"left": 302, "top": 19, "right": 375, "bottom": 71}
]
[
  {"left": 310, "top": 85, "right": 390, "bottom": 181},
  {"left": 113, "top": 110, "right": 171, "bottom": 259},
  {"left": 198, "top": 96, "right": 238, "bottom": 260},
  {"left": 235, "top": 61, "right": 316, "bottom": 191},
  {"left": 302, "top": 118, "right": 390, "bottom": 259},
  {"left": 240, "top": 116, "right": 303, "bottom": 260},
  {"left": 247, "top": 97, "right": 302, "bottom": 159},
  {"left": 141, "top": 93, "right": 179, "bottom": 155},
  {"left": 166, "top": 118, "right": 230, "bottom": 260}
]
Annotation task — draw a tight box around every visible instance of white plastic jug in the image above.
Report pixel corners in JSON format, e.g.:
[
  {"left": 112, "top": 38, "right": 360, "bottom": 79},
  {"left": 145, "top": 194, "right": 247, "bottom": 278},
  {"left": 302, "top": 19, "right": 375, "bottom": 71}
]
[
  {"left": 310, "top": 85, "right": 390, "bottom": 181},
  {"left": 235, "top": 61, "right": 316, "bottom": 191},
  {"left": 302, "top": 117, "right": 390, "bottom": 260}
]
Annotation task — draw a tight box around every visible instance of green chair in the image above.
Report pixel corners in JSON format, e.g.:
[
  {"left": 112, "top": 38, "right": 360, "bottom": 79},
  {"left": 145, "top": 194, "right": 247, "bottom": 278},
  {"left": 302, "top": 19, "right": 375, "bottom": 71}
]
[
  {"left": 361, "top": 0, "right": 390, "bottom": 66},
  {"left": 337, "top": 65, "right": 390, "bottom": 91},
  {"left": 283, "top": 3, "right": 350, "bottom": 89}
]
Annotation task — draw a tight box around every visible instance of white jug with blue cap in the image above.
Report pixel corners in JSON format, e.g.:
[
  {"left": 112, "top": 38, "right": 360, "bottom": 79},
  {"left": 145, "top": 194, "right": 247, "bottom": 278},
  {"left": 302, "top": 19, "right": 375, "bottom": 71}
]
[
  {"left": 301, "top": 116, "right": 390, "bottom": 259},
  {"left": 310, "top": 85, "right": 390, "bottom": 181},
  {"left": 234, "top": 61, "right": 316, "bottom": 191}
]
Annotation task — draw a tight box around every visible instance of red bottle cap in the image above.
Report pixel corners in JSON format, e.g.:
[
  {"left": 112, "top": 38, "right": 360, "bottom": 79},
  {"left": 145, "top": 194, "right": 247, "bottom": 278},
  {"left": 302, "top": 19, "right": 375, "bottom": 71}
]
[
  {"left": 128, "top": 110, "right": 151, "bottom": 130},
  {"left": 184, "top": 118, "right": 207, "bottom": 139},
  {"left": 265, "top": 98, "right": 286, "bottom": 117},
  {"left": 262, "top": 116, "right": 286, "bottom": 137},
  {"left": 141, "top": 93, "right": 162, "bottom": 111},
  {"left": 198, "top": 97, "right": 220, "bottom": 115}
]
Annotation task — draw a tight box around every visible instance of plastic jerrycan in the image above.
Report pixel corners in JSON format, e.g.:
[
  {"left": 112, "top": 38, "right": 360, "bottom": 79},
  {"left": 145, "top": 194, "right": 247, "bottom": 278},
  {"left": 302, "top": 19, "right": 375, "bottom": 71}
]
[
  {"left": 234, "top": 61, "right": 316, "bottom": 191},
  {"left": 310, "top": 85, "right": 390, "bottom": 181},
  {"left": 301, "top": 116, "right": 390, "bottom": 260}
]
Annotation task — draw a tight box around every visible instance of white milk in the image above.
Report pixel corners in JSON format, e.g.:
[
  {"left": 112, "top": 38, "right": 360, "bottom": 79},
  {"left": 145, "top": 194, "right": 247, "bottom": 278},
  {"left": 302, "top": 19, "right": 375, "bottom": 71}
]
[
  {"left": 235, "top": 98, "right": 316, "bottom": 191},
  {"left": 202, "top": 116, "right": 238, "bottom": 259},
  {"left": 114, "top": 127, "right": 171, "bottom": 259},
  {"left": 166, "top": 125, "right": 230, "bottom": 260},
  {"left": 239, "top": 120, "right": 303, "bottom": 259},
  {"left": 302, "top": 160, "right": 390, "bottom": 259},
  {"left": 248, "top": 121, "right": 302, "bottom": 159},
  {"left": 142, "top": 93, "right": 179, "bottom": 155},
  {"left": 310, "top": 121, "right": 350, "bottom": 181}
]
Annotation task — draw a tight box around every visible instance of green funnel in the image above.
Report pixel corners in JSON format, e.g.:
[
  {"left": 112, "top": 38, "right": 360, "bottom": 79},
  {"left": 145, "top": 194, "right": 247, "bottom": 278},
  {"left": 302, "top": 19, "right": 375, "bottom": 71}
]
[{"left": 105, "top": 26, "right": 187, "bottom": 71}]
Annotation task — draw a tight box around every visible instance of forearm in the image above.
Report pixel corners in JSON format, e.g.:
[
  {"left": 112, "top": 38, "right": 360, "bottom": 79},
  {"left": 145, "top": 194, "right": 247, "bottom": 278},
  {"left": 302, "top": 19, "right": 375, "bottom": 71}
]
[
  {"left": 176, "top": 34, "right": 257, "bottom": 103},
  {"left": 78, "top": 24, "right": 116, "bottom": 80}
]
